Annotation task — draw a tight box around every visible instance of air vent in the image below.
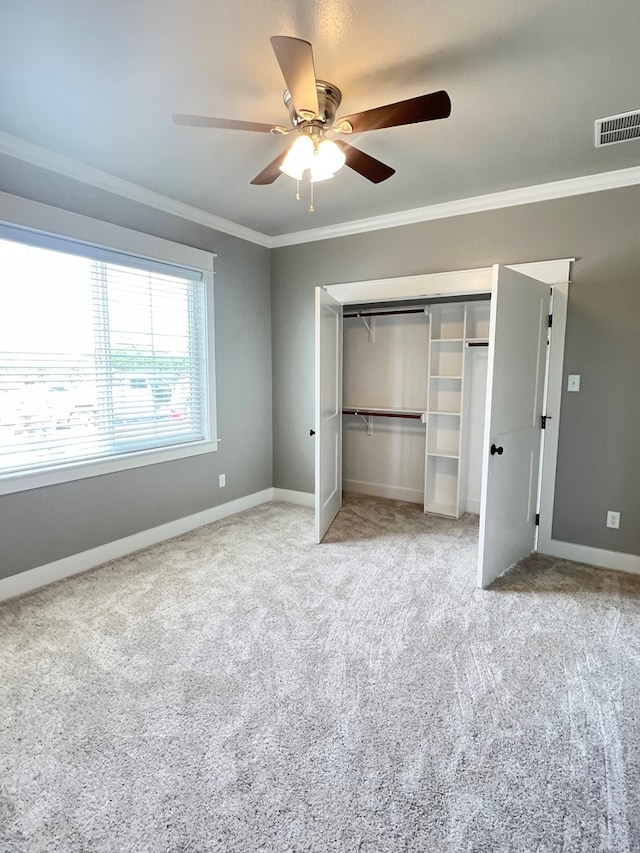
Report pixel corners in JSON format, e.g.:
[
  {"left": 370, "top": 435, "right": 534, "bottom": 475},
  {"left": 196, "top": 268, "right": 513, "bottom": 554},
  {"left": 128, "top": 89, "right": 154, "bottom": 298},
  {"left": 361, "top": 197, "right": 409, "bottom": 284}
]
[{"left": 595, "top": 109, "right": 640, "bottom": 147}]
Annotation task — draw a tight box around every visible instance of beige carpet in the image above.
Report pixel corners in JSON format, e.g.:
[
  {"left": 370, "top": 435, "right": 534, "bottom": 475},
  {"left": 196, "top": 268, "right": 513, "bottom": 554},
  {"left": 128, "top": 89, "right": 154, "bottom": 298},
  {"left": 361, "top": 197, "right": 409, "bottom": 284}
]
[{"left": 1, "top": 494, "right": 639, "bottom": 852}]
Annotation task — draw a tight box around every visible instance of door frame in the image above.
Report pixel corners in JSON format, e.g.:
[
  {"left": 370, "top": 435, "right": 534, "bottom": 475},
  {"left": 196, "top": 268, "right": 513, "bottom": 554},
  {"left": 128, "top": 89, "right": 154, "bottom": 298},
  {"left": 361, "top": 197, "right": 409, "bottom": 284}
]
[{"left": 320, "top": 258, "right": 572, "bottom": 557}]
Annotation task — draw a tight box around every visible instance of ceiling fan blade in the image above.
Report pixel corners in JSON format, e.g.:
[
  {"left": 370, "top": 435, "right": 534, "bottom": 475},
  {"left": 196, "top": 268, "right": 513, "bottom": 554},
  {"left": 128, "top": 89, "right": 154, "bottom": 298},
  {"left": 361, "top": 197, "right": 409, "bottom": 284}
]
[
  {"left": 250, "top": 149, "right": 288, "bottom": 185},
  {"left": 173, "top": 113, "right": 276, "bottom": 133},
  {"left": 270, "top": 36, "right": 319, "bottom": 119},
  {"left": 337, "top": 90, "right": 451, "bottom": 134},
  {"left": 335, "top": 141, "right": 395, "bottom": 183}
]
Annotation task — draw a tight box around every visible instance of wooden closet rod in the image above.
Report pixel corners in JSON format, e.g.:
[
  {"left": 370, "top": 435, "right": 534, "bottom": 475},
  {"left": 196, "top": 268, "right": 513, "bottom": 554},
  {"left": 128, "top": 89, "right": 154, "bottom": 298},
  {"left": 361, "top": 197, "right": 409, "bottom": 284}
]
[
  {"left": 342, "top": 408, "right": 424, "bottom": 420},
  {"left": 343, "top": 308, "right": 426, "bottom": 318}
]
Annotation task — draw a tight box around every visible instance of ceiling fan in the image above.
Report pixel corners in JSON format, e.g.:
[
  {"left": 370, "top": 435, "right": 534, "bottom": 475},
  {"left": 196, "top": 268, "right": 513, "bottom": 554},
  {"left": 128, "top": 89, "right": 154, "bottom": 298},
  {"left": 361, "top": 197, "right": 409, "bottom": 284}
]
[{"left": 173, "top": 35, "right": 451, "bottom": 205}]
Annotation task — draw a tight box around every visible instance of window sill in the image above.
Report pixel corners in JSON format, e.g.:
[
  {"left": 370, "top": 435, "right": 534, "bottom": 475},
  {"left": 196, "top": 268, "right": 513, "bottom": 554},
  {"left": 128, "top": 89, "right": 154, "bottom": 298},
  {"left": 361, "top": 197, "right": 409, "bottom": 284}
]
[{"left": 0, "top": 439, "right": 220, "bottom": 496}]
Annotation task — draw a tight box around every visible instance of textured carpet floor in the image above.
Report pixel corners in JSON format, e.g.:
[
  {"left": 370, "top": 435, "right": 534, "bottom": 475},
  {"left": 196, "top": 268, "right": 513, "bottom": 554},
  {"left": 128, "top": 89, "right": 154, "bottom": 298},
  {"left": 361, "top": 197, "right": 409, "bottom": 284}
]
[{"left": 1, "top": 494, "right": 640, "bottom": 852}]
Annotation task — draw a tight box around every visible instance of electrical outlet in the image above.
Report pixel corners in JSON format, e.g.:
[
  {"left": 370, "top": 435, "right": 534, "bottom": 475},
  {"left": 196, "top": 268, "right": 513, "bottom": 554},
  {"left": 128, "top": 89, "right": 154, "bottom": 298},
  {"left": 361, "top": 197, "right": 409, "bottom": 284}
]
[
  {"left": 606, "top": 510, "right": 620, "bottom": 529},
  {"left": 219, "top": 473, "right": 226, "bottom": 488}
]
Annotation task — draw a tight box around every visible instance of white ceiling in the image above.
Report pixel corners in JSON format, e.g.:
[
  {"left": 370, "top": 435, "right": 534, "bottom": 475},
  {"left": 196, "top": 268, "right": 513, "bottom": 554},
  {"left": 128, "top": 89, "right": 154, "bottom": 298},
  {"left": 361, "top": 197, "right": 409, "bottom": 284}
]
[{"left": 1, "top": 0, "right": 640, "bottom": 238}]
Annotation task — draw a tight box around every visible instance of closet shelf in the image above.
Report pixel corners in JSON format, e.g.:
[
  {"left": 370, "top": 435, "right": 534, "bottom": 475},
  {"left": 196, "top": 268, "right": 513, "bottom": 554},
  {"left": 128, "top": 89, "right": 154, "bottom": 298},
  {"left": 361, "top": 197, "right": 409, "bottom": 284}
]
[
  {"left": 431, "top": 337, "right": 464, "bottom": 343},
  {"left": 428, "top": 410, "right": 461, "bottom": 417},
  {"left": 427, "top": 450, "right": 460, "bottom": 460},
  {"left": 430, "top": 374, "right": 463, "bottom": 380},
  {"left": 425, "top": 501, "right": 458, "bottom": 517}
]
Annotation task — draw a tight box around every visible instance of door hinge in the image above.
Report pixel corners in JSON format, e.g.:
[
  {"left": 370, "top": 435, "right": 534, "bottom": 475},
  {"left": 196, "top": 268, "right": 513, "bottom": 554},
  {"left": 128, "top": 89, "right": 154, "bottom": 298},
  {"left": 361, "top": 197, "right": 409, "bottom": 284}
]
[
  {"left": 548, "top": 314, "right": 553, "bottom": 328},
  {"left": 541, "top": 415, "right": 552, "bottom": 429},
  {"left": 535, "top": 513, "right": 540, "bottom": 526}
]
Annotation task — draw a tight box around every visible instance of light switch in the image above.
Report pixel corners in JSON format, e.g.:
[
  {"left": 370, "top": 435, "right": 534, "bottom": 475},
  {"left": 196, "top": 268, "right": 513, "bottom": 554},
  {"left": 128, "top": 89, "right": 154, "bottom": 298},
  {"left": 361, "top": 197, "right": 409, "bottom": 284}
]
[{"left": 567, "top": 374, "right": 580, "bottom": 392}]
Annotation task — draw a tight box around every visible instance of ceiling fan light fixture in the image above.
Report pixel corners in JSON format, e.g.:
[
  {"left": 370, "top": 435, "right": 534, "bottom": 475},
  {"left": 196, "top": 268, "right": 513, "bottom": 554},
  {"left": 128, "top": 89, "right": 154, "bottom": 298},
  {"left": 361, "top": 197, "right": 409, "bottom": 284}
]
[
  {"left": 309, "top": 162, "right": 334, "bottom": 183},
  {"left": 316, "top": 138, "right": 346, "bottom": 174},
  {"left": 280, "top": 135, "right": 346, "bottom": 183},
  {"left": 279, "top": 135, "right": 314, "bottom": 180}
]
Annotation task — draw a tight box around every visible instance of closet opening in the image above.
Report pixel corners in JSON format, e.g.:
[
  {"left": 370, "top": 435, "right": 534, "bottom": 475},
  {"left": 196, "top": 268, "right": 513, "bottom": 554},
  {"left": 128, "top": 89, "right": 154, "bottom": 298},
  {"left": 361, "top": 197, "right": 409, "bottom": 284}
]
[
  {"left": 315, "top": 260, "right": 573, "bottom": 587},
  {"left": 342, "top": 296, "right": 490, "bottom": 519}
]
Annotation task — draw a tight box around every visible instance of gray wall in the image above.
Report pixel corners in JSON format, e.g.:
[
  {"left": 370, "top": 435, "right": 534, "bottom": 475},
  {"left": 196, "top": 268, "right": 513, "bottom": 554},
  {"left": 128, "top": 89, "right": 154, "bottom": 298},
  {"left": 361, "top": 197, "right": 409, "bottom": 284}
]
[
  {"left": 3, "top": 163, "right": 639, "bottom": 577},
  {"left": 0, "top": 167, "right": 272, "bottom": 579},
  {"left": 271, "top": 184, "right": 640, "bottom": 556}
]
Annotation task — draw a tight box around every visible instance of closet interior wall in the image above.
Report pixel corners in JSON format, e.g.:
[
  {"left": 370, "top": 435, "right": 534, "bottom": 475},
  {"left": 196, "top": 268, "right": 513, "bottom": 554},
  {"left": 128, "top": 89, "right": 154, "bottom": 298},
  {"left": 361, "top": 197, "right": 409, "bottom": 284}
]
[
  {"left": 342, "top": 299, "right": 490, "bottom": 515},
  {"left": 343, "top": 309, "right": 429, "bottom": 504}
]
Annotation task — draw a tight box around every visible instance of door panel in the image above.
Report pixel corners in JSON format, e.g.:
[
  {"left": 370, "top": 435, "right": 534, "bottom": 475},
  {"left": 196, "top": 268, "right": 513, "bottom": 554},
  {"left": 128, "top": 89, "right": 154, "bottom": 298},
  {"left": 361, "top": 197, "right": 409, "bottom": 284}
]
[
  {"left": 315, "top": 287, "right": 343, "bottom": 542},
  {"left": 478, "top": 266, "right": 550, "bottom": 588}
]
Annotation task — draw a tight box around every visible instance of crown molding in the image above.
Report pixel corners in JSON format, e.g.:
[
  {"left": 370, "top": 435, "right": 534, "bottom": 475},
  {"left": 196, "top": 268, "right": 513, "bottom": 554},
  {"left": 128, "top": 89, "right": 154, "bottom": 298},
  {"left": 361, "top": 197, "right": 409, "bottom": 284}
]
[
  {"left": 3, "top": 130, "right": 640, "bottom": 251},
  {"left": 0, "top": 131, "right": 271, "bottom": 248},
  {"left": 269, "top": 165, "right": 640, "bottom": 247}
]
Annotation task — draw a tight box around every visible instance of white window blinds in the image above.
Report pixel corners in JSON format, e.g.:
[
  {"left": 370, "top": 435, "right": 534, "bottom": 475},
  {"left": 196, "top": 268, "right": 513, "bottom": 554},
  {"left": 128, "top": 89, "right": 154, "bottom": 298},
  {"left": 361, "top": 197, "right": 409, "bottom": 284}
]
[{"left": 0, "top": 229, "right": 209, "bottom": 481}]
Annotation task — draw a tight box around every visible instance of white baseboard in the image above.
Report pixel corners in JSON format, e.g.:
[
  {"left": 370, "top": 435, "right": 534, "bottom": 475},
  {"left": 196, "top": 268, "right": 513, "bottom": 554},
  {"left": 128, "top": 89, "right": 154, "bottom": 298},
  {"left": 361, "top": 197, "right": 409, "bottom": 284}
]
[
  {"left": 343, "top": 479, "right": 423, "bottom": 505},
  {"left": 0, "top": 488, "right": 274, "bottom": 603},
  {"left": 272, "top": 488, "right": 315, "bottom": 507},
  {"left": 539, "top": 538, "right": 640, "bottom": 576},
  {"left": 465, "top": 498, "right": 481, "bottom": 515},
  {"left": 6, "top": 486, "right": 637, "bottom": 603}
]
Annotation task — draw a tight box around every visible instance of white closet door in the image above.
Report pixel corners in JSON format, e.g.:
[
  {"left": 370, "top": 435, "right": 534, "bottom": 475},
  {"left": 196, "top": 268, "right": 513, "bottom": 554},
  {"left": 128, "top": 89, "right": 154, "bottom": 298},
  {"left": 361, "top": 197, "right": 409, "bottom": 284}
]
[
  {"left": 478, "top": 266, "right": 550, "bottom": 588},
  {"left": 315, "top": 287, "right": 343, "bottom": 542}
]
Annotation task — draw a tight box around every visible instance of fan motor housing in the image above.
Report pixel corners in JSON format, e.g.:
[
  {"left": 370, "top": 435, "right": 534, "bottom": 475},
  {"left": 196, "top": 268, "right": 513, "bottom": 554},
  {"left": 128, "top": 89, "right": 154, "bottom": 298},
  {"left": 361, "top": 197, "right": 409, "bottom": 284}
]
[{"left": 284, "top": 80, "right": 342, "bottom": 127}]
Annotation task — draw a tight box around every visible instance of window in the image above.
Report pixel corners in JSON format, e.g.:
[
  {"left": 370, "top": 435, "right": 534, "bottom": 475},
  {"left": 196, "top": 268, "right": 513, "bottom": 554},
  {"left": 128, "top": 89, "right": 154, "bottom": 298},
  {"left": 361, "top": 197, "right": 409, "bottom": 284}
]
[{"left": 0, "top": 221, "right": 216, "bottom": 495}]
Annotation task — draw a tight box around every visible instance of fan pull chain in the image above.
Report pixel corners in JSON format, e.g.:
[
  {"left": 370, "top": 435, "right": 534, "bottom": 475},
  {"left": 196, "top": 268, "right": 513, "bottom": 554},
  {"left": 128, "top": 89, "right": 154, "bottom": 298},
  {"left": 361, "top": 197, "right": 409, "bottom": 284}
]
[
  {"left": 295, "top": 180, "right": 300, "bottom": 201},
  {"left": 309, "top": 180, "right": 315, "bottom": 213}
]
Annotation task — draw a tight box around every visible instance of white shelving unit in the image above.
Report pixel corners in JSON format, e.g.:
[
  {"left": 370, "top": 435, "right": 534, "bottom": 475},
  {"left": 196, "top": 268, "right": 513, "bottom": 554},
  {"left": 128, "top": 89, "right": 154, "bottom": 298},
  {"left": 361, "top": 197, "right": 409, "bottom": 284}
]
[{"left": 424, "top": 301, "right": 490, "bottom": 518}]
